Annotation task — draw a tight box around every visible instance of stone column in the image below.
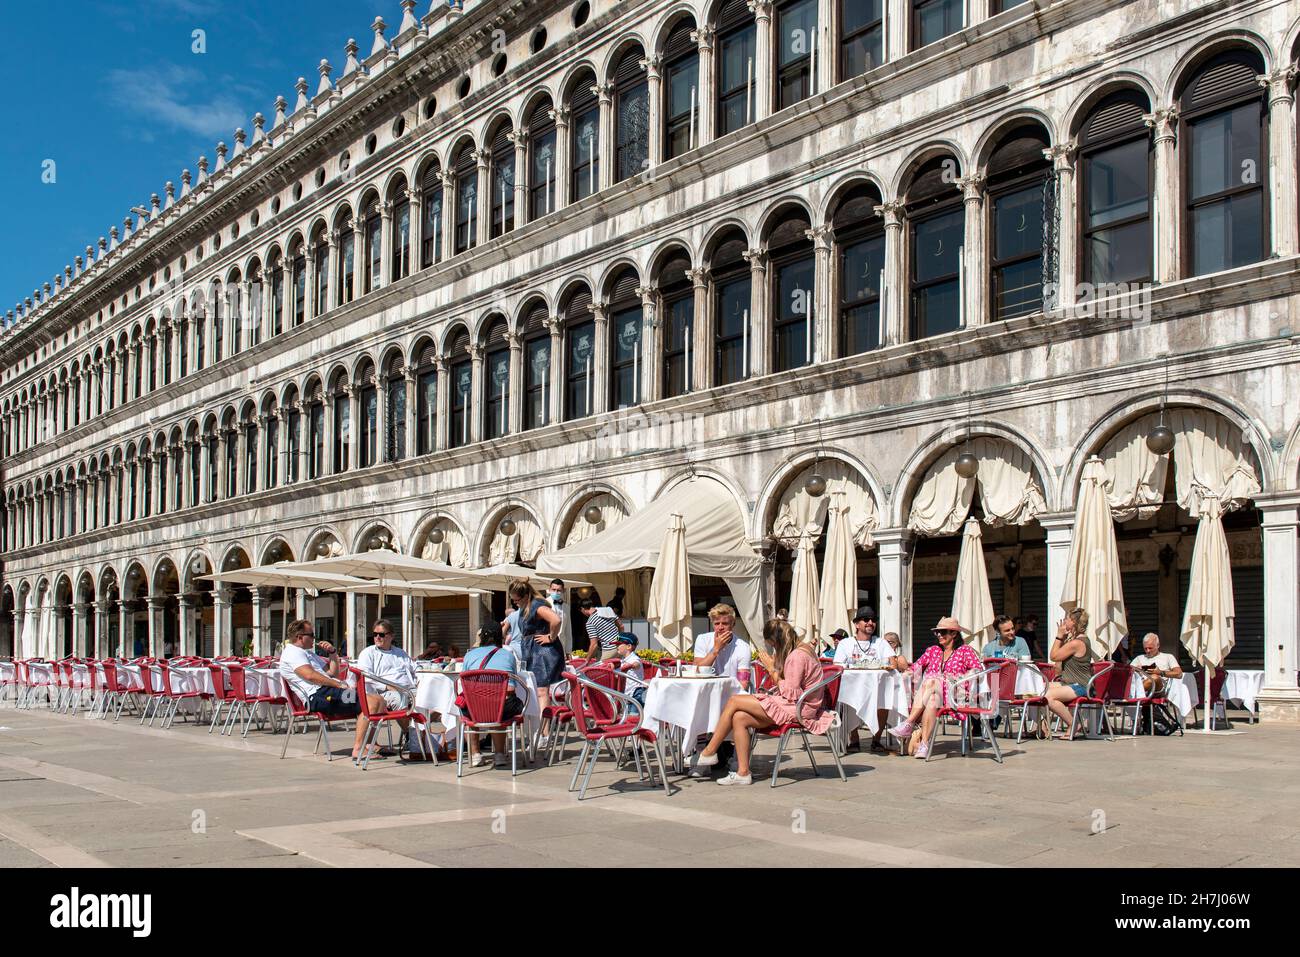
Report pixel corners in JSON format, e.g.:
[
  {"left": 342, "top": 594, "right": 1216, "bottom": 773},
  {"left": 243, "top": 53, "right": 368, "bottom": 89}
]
[
  {"left": 148, "top": 596, "right": 167, "bottom": 658},
  {"left": 509, "top": 129, "right": 530, "bottom": 227},
  {"left": 874, "top": 200, "right": 905, "bottom": 345},
  {"left": 434, "top": 357, "right": 449, "bottom": 450},
  {"left": 886, "top": 0, "right": 908, "bottom": 60},
  {"left": 347, "top": 384, "right": 361, "bottom": 471},
  {"left": 547, "top": 317, "right": 563, "bottom": 425},
  {"left": 118, "top": 600, "right": 133, "bottom": 658},
  {"left": 689, "top": 267, "right": 710, "bottom": 391},
  {"left": 642, "top": 55, "right": 663, "bottom": 168},
  {"left": 469, "top": 344, "right": 484, "bottom": 444},
  {"left": 213, "top": 586, "right": 233, "bottom": 657},
  {"left": 345, "top": 591, "right": 361, "bottom": 657},
  {"left": 807, "top": 225, "right": 832, "bottom": 362},
  {"left": 73, "top": 602, "right": 88, "bottom": 657},
  {"left": 441, "top": 171, "right": 457, "bottom": 256},
  {"left": 407, "top": 186, "right": 425, "bottom": 271},
  {"left": 475, "top": 149, "right": 491, "bottom": 247},
  {"left": 749, "top": 0, "right": 774, "bottom": 121},
  {"left": 274, "top": 408, "right": 288, "bottom": 483},
  {"left": 250, "top": 587, "right": 268, "bottom": 656},
  {"left": 507, "top": 331, "right": 524, "bottom": 434},
  {"left": 215, "top": 432, "right": 228, "bottom": 499},
  {"left": 550, "top": 107, "right": 571, "bottom": 210},
  {"left": 1260, "top": 67, "right": 1298, "bottom": 258},
  {"left": 377, "top": 201, "right": 392, "bottom": 290},
  {"left": 324, "top": 234, "right": 338, "bottom": 312},
  {"left": 743, "top": 248, "right": 769, "bottom": 377},
  {"left": 594, "top": 82, "right": 614, "bottom": 190},
  {"left": 1045, "top": 141, "right": 1079, "bottom": 308},
  {"left": 638, "top": 285, "right": 659, "bottom": 402},
  {"left": 1039, "top": 512, "right": 1075, "bottom": 631},
  {"left": 691, "top": 27, "right": 715, "bottom": 146},
  {"left": 1257, "top": 494, "right": 1299, "bottom": 722},
  {"left": 956, "top": 174, "right": 986, "bottom": 327},
  {"left": 94, "top": 600, "right": 111, "bottom": 657},
  {"left": 590, "top": 302, "right": 610, "bottom": 413},
  {"left": 874, "top": 528, "right": 913, "bottom": 656},
  {"left": 1143, "top": 107, "right": 1180, "bottom": 282},
  {"left": 402, "top": 369, "right": 417, "bottom": 458}
]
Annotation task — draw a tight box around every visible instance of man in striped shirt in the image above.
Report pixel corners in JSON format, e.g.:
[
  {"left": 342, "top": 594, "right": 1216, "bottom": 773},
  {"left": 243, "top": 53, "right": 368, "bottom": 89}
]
[{"left": 581, "top": 600, "right": 623, "bottom": 662}]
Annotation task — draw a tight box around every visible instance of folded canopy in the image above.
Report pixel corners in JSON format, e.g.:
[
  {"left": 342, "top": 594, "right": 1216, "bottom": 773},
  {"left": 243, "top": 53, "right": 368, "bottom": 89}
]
[{"left": 537, "top": 476, "right": 764, "bottom": 641}]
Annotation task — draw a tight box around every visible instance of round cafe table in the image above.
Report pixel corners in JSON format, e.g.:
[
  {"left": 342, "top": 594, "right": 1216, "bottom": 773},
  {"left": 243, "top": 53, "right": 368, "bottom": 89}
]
[
  {"left": 413, "top": 668, "right": 542, "bottom": 746},
  {"left": 1223, "top": 670, "right": 1264, "bottom": 719},
  {"left": 836, "top": 667, "right": 911, "bottom": 738},
  {"left": 641, "top": 675, "right": 742, "bottom": 769}
]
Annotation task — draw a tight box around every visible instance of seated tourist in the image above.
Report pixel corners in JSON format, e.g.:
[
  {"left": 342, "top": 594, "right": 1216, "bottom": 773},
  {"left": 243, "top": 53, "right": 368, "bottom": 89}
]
[
  {"left": 279, "top": 619, "right": 373, "bottom": 761},
  {"left": 822, "top": 628, "right": 848, "bottom": 660},
  {"left": 462, "top": 621, "right": 525, "bottom": 768},
  {"left": 416, "top": 641, "right": 444, "bottom": 661},
  {"left": 982, "top": 615, "right": 1031, "bottom": 659},
  {"left": 689, "top": 620, "right": 833, "bottom": 786},
  {"left": 1130, "top": 632, "right": 1182, "bottom": 695},
  {"left": 608, "top": 633, "right": 648, "bottom": 708},
  {"left": 833, "top": 607, "right": 892, "bottom": 666},
  {"left": 355, "top": 620, "right": 418, "bottom": 744},
  {"left": 886, "top": 616, "right": 982, "bottom": 759},
  {"left": 1042, "top": 608, "right": 1095, "bottom": 739},
  {"left": 692, "top": 604, "right": 753, "bottom": 683}
]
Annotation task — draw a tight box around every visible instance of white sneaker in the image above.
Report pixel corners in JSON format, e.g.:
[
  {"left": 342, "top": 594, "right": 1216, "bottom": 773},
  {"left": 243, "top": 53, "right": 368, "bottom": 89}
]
[
  {"left": 716, "top": 771, "right": 753, "bottom": 786},
  {"left": 494, "top": 754, "right": 510, "bottom": 768},
  {"left": 471, "top": 753, "right": 488, "bottom": 767},
  {"left": 689, "top": 750, "right": 718, "bottom": 769}
]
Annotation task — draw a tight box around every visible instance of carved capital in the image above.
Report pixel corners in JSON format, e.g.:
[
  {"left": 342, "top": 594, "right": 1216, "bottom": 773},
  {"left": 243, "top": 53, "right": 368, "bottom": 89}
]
[
  {"left": 1142, "top": 107, "right": 1179, "bottom": 143},
  {"left": 873, "top": 200, "right": 906, "bottom": 227},
  {"left": 1043, "top": 140, "right": 1079, "bottom": 173}
]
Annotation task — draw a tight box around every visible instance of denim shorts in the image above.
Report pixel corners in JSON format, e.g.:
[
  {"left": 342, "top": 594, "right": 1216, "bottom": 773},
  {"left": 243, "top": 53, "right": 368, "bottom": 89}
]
[
  {"left": 307, "top": 686, "right": 360, "bottom": 718},
  {"left": 1067, "top": 682, "right": 1088, "bottom": 697}
]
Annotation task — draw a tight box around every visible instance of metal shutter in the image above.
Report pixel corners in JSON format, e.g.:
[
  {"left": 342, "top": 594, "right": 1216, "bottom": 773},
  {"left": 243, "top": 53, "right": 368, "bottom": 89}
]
[
  {"left": 1121, "top": 570, "right": 1159, "bottom": 641},
  {"left": 1081, "top": 91, "right": 1149, "bottom": 145},
  {"left": 1019, "top": 576, "right": 1047, "bottom": 629},
  {"left": 1185, "top": 52, "right": 1264, "bottom": 111},
  {"left": 424, "top": 607, "right": 469, "bottom": 651},
  {"left": 910, "top": 579, "right": 952, "bottom": 656},
  {"left": 1179, "top": 565, "right": 1264, "bottom": 669}
]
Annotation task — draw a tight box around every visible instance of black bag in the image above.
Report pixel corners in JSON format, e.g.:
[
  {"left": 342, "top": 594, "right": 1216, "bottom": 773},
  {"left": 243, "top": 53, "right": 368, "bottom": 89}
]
[{"left": 1145, "top": 703, "right": 1181, "bottom": 736}]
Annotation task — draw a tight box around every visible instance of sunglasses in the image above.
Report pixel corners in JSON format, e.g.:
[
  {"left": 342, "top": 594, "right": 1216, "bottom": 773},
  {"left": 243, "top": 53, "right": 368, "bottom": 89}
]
[
  {"left": 372, "top": 631, "right": 389, "bottom": 638},
  {"left": 934, "top": 629, "right": 958, "bottom": 636}
]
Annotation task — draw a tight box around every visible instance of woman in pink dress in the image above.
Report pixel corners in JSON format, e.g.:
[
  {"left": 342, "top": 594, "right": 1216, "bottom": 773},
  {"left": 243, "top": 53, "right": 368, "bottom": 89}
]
[
  {"left": 887, "top": 616, "right": 982, "bottom": 758},
  {"left": 689, "top": 620, "right": 834, "bottom": 786}
]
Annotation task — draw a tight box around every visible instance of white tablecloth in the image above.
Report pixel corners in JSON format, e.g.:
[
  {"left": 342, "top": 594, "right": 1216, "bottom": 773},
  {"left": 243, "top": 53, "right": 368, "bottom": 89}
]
[
  {"left": 642, "top": 676, "right": 741, "bottom": 755},
  {"left": 114, "top": 663, "right": 149, "bottom": 692},
  {"left": 1128, "top": 672, "right": 1196, "bottom": 718},
  {"left": 1223, "top": 670, "right": 1264, "bottom": 713},
  {"left": 24, "top": 663, "right": 55, "bottom": 685},
  {"left": 246, "top": 668, "right": 285, "bottom": 699},
  {"left": 836, "top": 669, "right": 911, "bottom": 735},
  {"left": 413, "top": 670, "right": 541, "bottom": 745}
]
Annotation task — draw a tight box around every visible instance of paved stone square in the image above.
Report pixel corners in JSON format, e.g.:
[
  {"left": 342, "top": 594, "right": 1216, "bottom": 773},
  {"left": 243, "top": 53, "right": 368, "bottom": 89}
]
[{"left": 0, "top": 702, "right": 1294, "bottom": 868}]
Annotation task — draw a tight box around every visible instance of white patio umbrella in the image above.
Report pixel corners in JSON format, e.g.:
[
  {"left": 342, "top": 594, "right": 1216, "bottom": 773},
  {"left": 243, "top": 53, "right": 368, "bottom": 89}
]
[
  {"left": 291, "top": 550, "right": 477, "bottom": 605},
  {"left": 19, "top": 598, "right": 36, "bottom": 658},
  {"left": 201, "top": 563, "right": 376, "bottom": 652},
  {"left": 1179, "top": 493, "right": 1235, "bottom": 733},
  {"left": 789, "top": 530, "right": 821, "bottom": 647},
  {"left": 646, "top": 512, "right": 691, "bottom": 656},
  {"left": 38, "top": 589, "right": 56, "bottom": 659},
  {"left": 817, "top": 492, "right": 856, "bottom": 644},
  {"left": 432, "top": 563, "right": 592, "bottom": 593},
  {"left": 1060, "top": 457, "right": 1127, "bottom": 657},
  {"left": 952, "top": 518, "right": 996, "bottom": 650}
]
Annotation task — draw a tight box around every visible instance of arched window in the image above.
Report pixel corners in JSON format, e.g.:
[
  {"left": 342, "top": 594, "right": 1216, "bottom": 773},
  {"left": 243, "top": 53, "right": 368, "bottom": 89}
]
[
  {"left": 614, "top": 49, "right": 649, "bottom": 181},
  {"left": 385, "top": 357, "right": 406, "bottom": 461},
  {"left": 307, "top": 384, "right": 325, "bottom": 479},
  {"left": 240, "top": 411, "right": 257, "bottom": 495},
  {"left": 269, "top": 250, "right": 284, "bottom": 336},
  {"left": 490, "top": 125, "right": 515, "bottom": 238},
  {"left": 521, "top": 302, "right": 551, "bottom": 429},
  {"left": 663, "top": 21, "right": 700, "bottom": 159},
  {"left": 453, "top": 143, "right": 478, "bottom": 254},
  {"left": 840, "top": 0, "right": 883, "bottom": 80},
  {"left": 362, "top": 198, "right": 382, "bottom": 294},
  {"left": 140, "top": 444, "right": 152, "bottom": 517},
  {"left": 659, "top": 249, "right": 694, "bottom": 398},
  {"left": 834, "top": 184, "right": 885, "bottom": 355},
  {"left": 332, "top": 375, "right": 350, "bottom": 472},
  {"left": 562, "top": 286, "right": 595, "bottom": 420},
  {"left": 987, "top": 124, "right": 1051, "bottom": 321},
  {"left": 608, "top": 270, "right": 643, "bottom": 409},
  {"left": 358, "top": 359, "right": 377, "bottom": 468},
  {"left": 131, "top": 337, "right": 143, "bottom": 396},
  {"left": 711, "top": 228, "right": 751, "bottom": 385},
  {"left": 177, "top": 311, "right": 189, "bottom": 377},
  {"left": 264, "top": 401, "right": 279, "bottom": 489},
  {"left": 420, "top": 161, "right": 444, "bottom": 267},
  {"left": 413, "top": 343, "right": 437, "bottom": 455},
  {"left": 482, "top": 318, "right": 511, "bottom": 439},
  {"left": 187, "top": 433, "right": 201, "bottom": 506},
  {"left": 716, "top": 0, "right": 757, "bottom": 136},
  {"left": 223, "top": 412, "right": 237, "bottom": 496},
  {"left": 767, "top": 207, "right": 815, "bottom": 371},
  {"left": 1180, "top": 49, "right": 1268, "bottom": 275},
  {"left": 528, "top": 100, "right": 558, "bottom": 219},
  {"left": 570, "top": 72, "right": 600, "bottom": 201},
  {"left": 311, "top": 228, "right": 329, "bottom": 317},
  {"left": 906, "top": 156, "right": 964, "bottom": 339},
  {"left": 172, "top": 443, "right": 184, "bottom": 509},
  {"left": 157, "top": 449, "right": 168, "bottom": 514},
  {"left": 337, "top": 215, "right": 356, "bottom": 304},
  {"left": 125, "top": 452, "right": 137, "bottom": 521},
  {"left": 291, "top": 241, "right": 307, "bottom": 326},
  {"left": 447, "top": 330, "right": 472, "bottom": 448},
  {"left": 212, "top": 285, "right": 224, "bottom": 361},
  {"left": 911, "top": 0, "right": 962, "bottom": 50},
  {"left": 391, "top": 185, "right": 411, "bottom": 281},
  {"left": 775, "top": 0, "right": 817, "bottom": 110}
]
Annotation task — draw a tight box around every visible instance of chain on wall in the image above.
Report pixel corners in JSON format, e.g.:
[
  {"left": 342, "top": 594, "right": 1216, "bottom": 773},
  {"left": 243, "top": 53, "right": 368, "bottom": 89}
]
[{"left": 1041, "top": 169, "right": 1060, "bottom": 311}]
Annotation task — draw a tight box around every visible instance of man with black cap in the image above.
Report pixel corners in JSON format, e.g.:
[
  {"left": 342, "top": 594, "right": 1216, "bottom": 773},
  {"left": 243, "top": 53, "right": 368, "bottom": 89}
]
[
  {"left": 833, "top": 608, "right": 897, "bottom": 751},
  {"left": 822, "top": 628, "right": 849, "bottom": 660}
]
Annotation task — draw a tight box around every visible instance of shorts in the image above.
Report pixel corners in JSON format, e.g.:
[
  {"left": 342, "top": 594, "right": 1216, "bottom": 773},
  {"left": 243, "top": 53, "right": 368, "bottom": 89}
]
[
  {"left": 630, "top": 686, "right": 646, "bottom": 708},
  {"left": 379, "top": 690, "right": 405, "bottom": 712},
  {"left": 1067, "top": 683, "right": 1088, "bottom": 697},
  {"left": 307, "top": 686, "right": 360, "bottom": 718}
]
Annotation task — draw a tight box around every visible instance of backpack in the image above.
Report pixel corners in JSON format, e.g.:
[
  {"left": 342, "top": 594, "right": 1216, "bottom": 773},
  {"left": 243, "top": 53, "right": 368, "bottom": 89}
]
[{"left": 1143, "top": 702, "right": 1182, "bottom": 736}]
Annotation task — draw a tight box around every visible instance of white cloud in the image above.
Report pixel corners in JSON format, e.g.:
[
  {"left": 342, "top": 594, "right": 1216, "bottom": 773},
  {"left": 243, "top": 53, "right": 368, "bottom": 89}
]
[{"left": 105, "top": 64, "right": 247, "bottom": 139}]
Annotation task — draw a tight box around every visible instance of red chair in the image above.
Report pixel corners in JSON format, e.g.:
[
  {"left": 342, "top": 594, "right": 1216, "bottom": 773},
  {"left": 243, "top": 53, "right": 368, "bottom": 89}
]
[
  {"left": 350, "top": 668, "right": 435, "bottom": 770},
  {"left": 100, "top": 660, "right": 139, "bottom": 721},
  {"left": 544, "top": 664, "right": 619, "bottom": 766},
  {"left": 456, "top": 669, "right": 530, "bottom": 777},
  {"left": 0, "top": 660, "right": 19, "bottom": 705},
  {"left": 1064, "top": 662, "right": 1127, "bottom": 741},
  {"left": 567, "top": 670, "right": 671, "bottom": 800},
  {"left": 157, "top": 662, "right": 210, "bottom": 729},
  {"left": 223, "top": 664, "right": 285, "bottom": 737},
  {"left": 205, "top": 664, "right": 237, "bottom": 733},
  {"left": 751, "top": 663, "right": 847, "bottom": 786},
  {"left": 1188, "top": 668, "right": 1230, "bottom": 730},
  {"left": 136, "top": 662, "right": 169, "bottom": 726},
  {"left": 751, "top": 660, "right": 777, "bottom": 693},
  {"left": 925, "top": 664, "right": 1009, "bottom": 763},
  {"left": 279, "top": 680, "right": 356, "bottom": 761}
]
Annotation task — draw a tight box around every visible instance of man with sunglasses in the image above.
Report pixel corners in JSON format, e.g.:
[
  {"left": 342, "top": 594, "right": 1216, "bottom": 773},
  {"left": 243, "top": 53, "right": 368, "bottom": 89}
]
[
  {"left": 280, "top": 619, "right": 373, "bottom": 761},
  {"left": 356, "top": 620, "right": 419, "bottom": 750}
]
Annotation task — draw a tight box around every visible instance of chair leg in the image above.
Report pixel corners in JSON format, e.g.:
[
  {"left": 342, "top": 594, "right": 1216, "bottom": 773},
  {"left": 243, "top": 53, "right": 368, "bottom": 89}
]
[
  {"left": 770, "top": 730, "right": 791, "bottom": 786},
  {"left": 511, "top": 725, "right": 520, "bottom": 777},
  {"left": 984, "top": 717, "right": 1003, "bottom": 763},
  {"left": 578, "top": 736, "right": 601, "bottom": 799},
  {"left": 280, "top": 714, "right": 297, "bottom": 759},
  {"left": 569, "top": 740, "right": 591, "bottom": 792},
  {"left": 798, "top": 729, "right": 821, "bottom": 779},
  {"left": 924, "top": 716, "right": 941, "bottom": 762}
]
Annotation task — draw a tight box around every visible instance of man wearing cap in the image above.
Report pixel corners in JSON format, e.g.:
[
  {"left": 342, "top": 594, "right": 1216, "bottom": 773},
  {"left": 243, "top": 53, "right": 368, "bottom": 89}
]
[
  {"left": 833, "top": 608, "right": 896, "bottom": 752},
  {"left": 611, "top": 632, "right": 647, "bottom": 706},
  {"left": 822, "top": 628, "right": 849, "bottom": 660}
]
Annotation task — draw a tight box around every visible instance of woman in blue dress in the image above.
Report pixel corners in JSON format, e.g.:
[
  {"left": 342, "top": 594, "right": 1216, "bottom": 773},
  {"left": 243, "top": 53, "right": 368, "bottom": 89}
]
[{"left": 507, "top": 579, "right": 563, "bottom": 734}]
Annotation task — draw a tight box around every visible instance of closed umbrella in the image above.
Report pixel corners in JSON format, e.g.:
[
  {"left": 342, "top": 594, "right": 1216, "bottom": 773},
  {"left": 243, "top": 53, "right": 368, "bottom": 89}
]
[
  {"left": 39, "top": 590, "right": 56, "bottom": 659},
  {"left": 1060, "top": 457, "right": 1127, "bottom": 657},
  {"left": 817, "top": 492, "right": 856, "bottom": 645},
  {"left": 1179, "top": 493, "right": 1235, "bottom": 733},
  {"left": 789, "top": 530, "right": 821, "bottom": 647},
  {"left": 19, "top": 598, "right": 36, "bottom": 658},
  {"left": 952, "top": 518, "right": 995, "bottom": 650},
  {"left": 646, "top": 512, "right": 691, "bottom": 656}
]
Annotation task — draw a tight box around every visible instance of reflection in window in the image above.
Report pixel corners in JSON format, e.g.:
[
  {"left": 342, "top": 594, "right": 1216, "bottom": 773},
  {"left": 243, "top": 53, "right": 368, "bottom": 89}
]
[
  {"left": 840, "top": 0, "right": 883, "bottom": 80},
  {"left": 1080, "top": 93, "right": 1152, "bottom": 285},
  {"left": 717, "top": 2, "right": 756, "bottom": 136},
  {"left": 776, "top": 0, "right": 817, "bottom": 110},
  {"left": 912, "top": 0, "right": 962, "bottom": 50}
]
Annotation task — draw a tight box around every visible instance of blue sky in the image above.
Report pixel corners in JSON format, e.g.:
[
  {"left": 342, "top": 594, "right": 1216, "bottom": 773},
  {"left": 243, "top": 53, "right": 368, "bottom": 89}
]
[{"left": 0, "top": 0, "right": 394, "bottom": 313}]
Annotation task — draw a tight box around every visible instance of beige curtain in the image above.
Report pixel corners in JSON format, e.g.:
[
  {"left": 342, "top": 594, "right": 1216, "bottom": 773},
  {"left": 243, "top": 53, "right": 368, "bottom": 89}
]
[
  {"left": 1100, "top": 409, "right": 1260, "bottom": 521},
  {"left": 773, "top": 459, "right": 878, "bottom": 547},
  {"left": 419, "top": 521, "right": 468, "bottom": 568},
  {"left": 908, "top": 437, "right": 1046, "bottom": 535},
  {"left": 487, "top": 509, "right": 544, "bottom": 566},
  {"left": 562, "top": 493, "right": 628, "bottom": 548}
]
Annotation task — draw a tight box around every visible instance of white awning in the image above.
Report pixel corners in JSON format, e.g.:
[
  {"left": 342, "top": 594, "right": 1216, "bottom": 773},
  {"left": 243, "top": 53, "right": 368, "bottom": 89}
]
[{"left": 537, "top": 476, "right": 764, "bottom": 640}]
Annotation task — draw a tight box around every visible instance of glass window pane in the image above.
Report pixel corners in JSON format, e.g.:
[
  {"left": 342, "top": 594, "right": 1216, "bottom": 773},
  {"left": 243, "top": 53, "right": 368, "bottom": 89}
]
[
  {"left": 1192, "top": 191, "right": 1263, "bottom": 275},
  {"left": 715, "top": 276, "right": 751, "bottom": 385},
  {"left": 993, "top": 184, "right": 1043, "bottom": 261},
  {"left": 1190, "top": 105, "right": 1261, "bottom": 201},
  {"left": 617, "top": 82, "right": 649, "bottom": 180},
  {"left": 912, "top": 208, "right": 962, "bottom": 283},
  {"left": 913, "top": 280, "right": 961, "bottom": 338},
  {"left": 778, "top": 0, "right": 818, "bottom": 68},
  {"left": 917, "top": 0, "right": 962, "bottom": 47},
  {"left": 1086, "top": 139, "right": 1149, "bottom": 228},
  {"left": 1086, "top": 218, "right": 1151, "bottom": 285}
]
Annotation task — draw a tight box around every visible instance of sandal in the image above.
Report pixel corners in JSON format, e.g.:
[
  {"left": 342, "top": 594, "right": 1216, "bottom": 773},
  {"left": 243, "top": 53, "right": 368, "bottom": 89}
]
[{"left": 352, "top": 745, "right": 388, "bottom": 761}]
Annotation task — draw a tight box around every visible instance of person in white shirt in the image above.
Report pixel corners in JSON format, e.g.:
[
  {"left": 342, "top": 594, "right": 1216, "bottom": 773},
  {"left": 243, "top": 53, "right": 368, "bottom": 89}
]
[
  {"left": 355, "top": 619, "right": 418, "bottom": 730},
  {"left": 692, "top": 604, "right": 752, "bottom": 683},
  {"left": 278, "top": 619, "right": 373, "bottom": 761},
  {"left": 1129, "top": 633, "right": 1183, "bottom": 695},
  {"left": 611, "top": 633, "right": 647, "bottom": 706},
  {"left": 547, "top": 579, "right": 572, "bottom": 651},
  {"left": 832, "top": 607, "right": 895, "bottom": 667}
]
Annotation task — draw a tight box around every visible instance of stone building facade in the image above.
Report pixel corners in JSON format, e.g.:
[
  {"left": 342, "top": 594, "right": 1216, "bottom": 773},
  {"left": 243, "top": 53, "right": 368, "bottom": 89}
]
[{"left": 2, "top": 0, "right": 1299, "bottom": 720}]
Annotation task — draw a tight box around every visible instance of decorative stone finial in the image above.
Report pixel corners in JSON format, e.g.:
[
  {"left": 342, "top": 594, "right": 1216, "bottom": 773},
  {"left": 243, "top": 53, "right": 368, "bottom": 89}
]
[
  {"left": 293, "top": 79, "right": 308, "bottom": 113},
  {"left": 233, "top": 128, "right": 247, "bottom": 156},
  {"left": 65, "top": 265, "right": 73, "bottom": 283},
  {"left": 317, "top": 59, "right": 333, "bottom": 96},
  {"left": 215, "top": 142, "right": 227, "bottom": 171},
  {"left": 343, "top": 38, "right": 361, "bottom": 76},
  {"left": 371, "top": 18, "right": 388, "bottom": 56},
  {"left": 197, "top": 155, "right": 209, "bottom": 183},
  {"left": 97, "top": 237, "right": 108, "bottom": 260},
  {"left": 74, "top": 255, "right": 84, "bottom": 277},
  {"left": 150, "top": 193, "right": 161, "bottom": 218},
  {"left": 252, "top": 112, "right": 266, "bottom": 144},
  {"left": 166, "top": 180, "right": 177, "bottom": 207},
  {"left": 399, "top": 0, "right": 419, "bottom": 34},
  {"left": 109, "top": 226, "right": 120, "bottom": 250}
]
